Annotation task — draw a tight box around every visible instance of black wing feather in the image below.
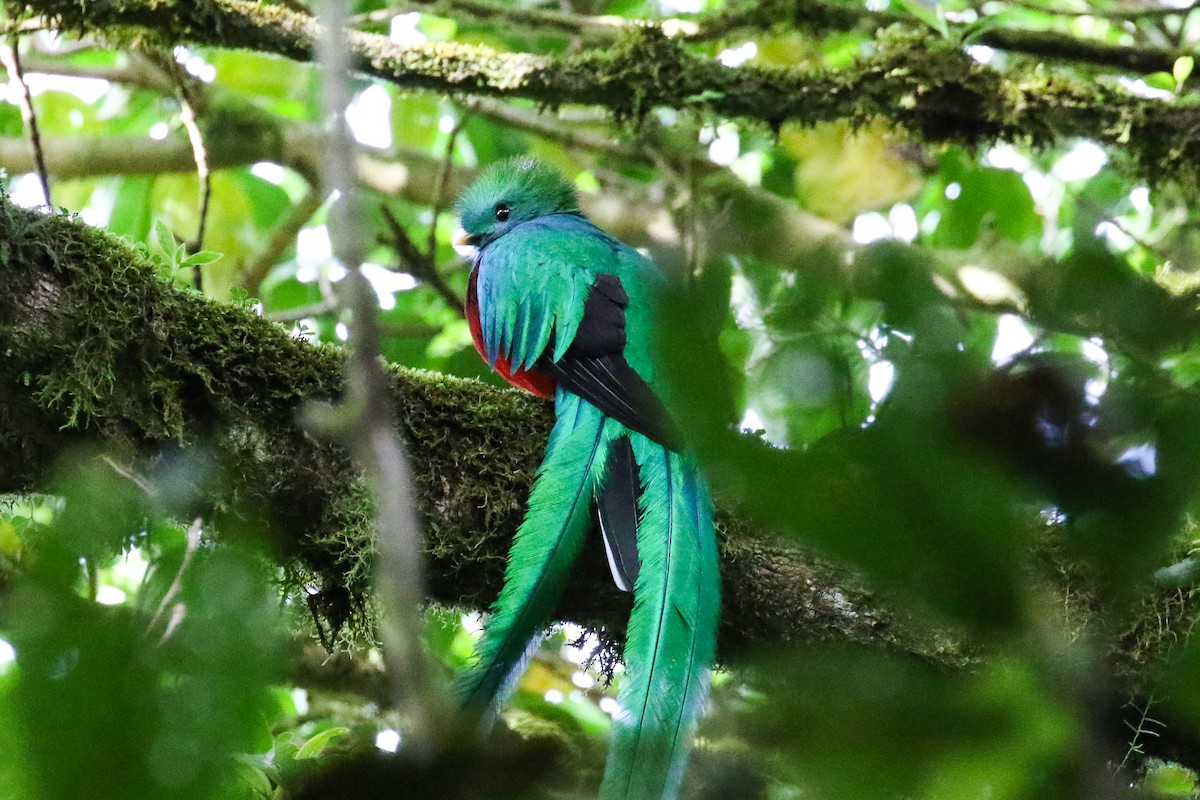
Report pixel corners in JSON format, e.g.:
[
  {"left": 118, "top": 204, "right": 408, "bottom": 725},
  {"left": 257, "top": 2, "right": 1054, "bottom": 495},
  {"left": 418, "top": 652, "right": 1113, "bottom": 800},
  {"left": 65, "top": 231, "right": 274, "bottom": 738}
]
[
  {"left": 596, "top": 436, "right": 641, "bottom": 592},
  {"left": 541, "top": 273, "right": 682, "bottom": 450}
]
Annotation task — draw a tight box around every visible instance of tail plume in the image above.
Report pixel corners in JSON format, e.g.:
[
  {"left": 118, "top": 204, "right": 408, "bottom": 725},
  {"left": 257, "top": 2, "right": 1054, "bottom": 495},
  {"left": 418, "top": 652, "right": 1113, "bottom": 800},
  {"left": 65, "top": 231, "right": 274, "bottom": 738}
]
[
  {"left": 457, "top": 391, "right": 619, "bottom": 721},
  {"left": 600, "top": 436, "right": 720, "bottom": 800}
]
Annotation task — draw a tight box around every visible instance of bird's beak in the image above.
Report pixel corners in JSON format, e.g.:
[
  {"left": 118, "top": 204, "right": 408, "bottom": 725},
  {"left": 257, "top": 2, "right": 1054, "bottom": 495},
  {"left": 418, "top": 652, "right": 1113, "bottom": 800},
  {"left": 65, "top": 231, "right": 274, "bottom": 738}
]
[{"left": 453, "top": 228, "right": 479, "bottom": 248}]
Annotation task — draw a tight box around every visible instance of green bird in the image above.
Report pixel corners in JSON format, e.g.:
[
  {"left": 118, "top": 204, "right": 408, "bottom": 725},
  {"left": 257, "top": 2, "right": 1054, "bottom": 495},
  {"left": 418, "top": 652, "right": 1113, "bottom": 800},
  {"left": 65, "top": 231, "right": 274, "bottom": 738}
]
[{"left": 454, "top": 158, "right": 720, "bottom": 800}]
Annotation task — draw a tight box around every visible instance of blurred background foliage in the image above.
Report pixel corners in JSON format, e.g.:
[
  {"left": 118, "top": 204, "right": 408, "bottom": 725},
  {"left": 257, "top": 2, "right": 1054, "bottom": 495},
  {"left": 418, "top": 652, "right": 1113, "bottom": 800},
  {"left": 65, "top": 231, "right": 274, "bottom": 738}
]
[{"left": 3, "top": 0, "right": 1200, "bottom": 797}]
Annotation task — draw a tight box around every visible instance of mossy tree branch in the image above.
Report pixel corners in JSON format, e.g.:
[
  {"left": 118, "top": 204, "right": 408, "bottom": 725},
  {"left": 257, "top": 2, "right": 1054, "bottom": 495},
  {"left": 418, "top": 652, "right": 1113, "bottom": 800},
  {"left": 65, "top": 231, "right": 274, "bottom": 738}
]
[
  {"left": 9, "top": 0, "right": 1200, "bottom": 188},
  {"left": 688, "top": 0, "right": 1192, "bottom": 75},
  {"left": 0, "top": 193, "right": 916, "bottom": 658},
  {"left": 380, "top": 0, "right": 1193, "bottom": 77},
  {"left": 3, "top": 155, "right": 1200, "bottom": 765}
]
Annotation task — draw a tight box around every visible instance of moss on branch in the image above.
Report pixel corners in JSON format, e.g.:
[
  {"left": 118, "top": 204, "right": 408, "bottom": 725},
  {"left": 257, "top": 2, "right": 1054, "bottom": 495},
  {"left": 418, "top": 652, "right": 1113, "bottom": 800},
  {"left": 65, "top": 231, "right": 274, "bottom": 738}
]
[
  {"left": 694, "top": 0, "right": 1185, "bottom": 76},
  {"left": 359, "top": 0, "right": 1189, "bottom": 77},
  {"left": 11, "top": 0, "right": 1200, "bottom": 187}
]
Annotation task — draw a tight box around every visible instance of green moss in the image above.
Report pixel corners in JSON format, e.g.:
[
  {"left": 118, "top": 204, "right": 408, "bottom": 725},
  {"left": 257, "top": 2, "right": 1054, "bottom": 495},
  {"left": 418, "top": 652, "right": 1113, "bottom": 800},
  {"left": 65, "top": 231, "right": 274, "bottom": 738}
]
[
  {"left": 0, "top": 192, "right": 553, "bottom": 642},
  {"left": 9, "top": 0, "right": 1200, "bottom": 191}
]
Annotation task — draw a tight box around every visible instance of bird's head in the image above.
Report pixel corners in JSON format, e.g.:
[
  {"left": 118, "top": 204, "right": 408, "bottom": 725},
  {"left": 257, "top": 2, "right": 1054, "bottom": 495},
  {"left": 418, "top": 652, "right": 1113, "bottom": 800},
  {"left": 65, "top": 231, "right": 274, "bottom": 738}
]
[{"left": 455, "top": 158, "right": 581, "bottom": 249}]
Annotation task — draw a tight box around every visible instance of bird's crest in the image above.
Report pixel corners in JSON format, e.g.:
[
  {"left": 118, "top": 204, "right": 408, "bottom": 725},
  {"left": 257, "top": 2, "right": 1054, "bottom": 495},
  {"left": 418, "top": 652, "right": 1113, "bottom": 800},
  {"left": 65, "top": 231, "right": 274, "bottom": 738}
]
[{"left": 456, "top": 158, "right": 582, "bottom": 246}]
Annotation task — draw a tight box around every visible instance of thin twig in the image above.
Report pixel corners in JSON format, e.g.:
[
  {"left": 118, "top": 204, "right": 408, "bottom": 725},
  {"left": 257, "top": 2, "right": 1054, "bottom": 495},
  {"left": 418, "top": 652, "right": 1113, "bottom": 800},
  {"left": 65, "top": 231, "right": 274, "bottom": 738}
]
[
  {"left": 102, "top": 455, "right": 158, "bottom": 497},
  {"left": 267, "top": 299, "right": 339, "bottom": 322},
  {"left": 144, "top": 518, "right": 202, "bottom": 642},
  {"left": 178, "top": 91, "right": 211, "bottom": 289},
  {"left": 242, "top": 187, "right": 324, "bottom": 296},
  {"left": 380, "top": 202, "right": 465, "bottom": 313},
  {"left": 266, "top": 297, "right": 441, "bottom": 338},
  {"left": 142, "top": 47, "right": 212, "bottom": 288},
  {"left": 0, "top": 38, "right": 51, "bottom": 206},
  {"left": 426, "top": 111, "right": 468, "bottom": 266},
  {"left": 305, "top": 591, "right": 333, "bottom": 651},
  {"left": 1004, "top": 0, "right": 1200, "bottom": 20},
  {"left": 1119, "top": 693, "right": 1164, "bottom": 771},
  {"left": 84, "top": 556, "right": 97, "bottom": 601},
  {"left": 466, "top": 97, "right": 708, "bottom": 174},
  {"left": 0, "top": 17, "right": 50, "bottom": 38}
]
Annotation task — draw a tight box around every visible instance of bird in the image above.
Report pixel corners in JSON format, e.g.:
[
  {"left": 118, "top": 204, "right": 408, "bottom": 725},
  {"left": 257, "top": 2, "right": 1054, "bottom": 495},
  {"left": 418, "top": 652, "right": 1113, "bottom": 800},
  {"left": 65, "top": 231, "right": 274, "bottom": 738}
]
[{"left": 453, "top": 157, "right": 720, "bottom": 800}]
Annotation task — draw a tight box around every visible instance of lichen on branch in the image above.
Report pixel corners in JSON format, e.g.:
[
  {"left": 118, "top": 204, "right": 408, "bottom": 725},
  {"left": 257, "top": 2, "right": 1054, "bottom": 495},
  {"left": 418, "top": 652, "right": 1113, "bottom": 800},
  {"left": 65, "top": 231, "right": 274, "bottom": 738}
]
[{"left": 10, "top": 0, "right": 1200, "bottom": 187}]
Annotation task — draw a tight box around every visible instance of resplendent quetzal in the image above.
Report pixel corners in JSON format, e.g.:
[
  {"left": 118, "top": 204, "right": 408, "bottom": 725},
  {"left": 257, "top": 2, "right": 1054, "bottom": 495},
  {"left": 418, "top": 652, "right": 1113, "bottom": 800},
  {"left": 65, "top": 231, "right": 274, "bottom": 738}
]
[{"left": 453, "top": 158, "right": 720, "bottom": 800}]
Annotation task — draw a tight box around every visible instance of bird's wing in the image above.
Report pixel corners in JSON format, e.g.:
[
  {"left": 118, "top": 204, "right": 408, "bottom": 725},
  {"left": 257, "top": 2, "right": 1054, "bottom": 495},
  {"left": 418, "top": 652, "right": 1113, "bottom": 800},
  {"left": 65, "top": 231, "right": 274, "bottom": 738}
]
[
  {"left": 474, "top": 215, "right": 594, "bottom": 373},
  {"left": 543, "top": 271, "right": 682, "bottom": 450},
  {"left": 476, "top": 215, "right": 681, "bottom": 448}
]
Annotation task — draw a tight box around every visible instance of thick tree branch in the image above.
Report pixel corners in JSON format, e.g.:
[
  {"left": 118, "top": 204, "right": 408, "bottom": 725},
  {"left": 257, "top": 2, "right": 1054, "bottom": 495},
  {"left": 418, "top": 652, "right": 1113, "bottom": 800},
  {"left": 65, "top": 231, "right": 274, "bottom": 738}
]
[
  {"left": 364, "top": 0, "right": 1194, "bottom": 78},
  {"left": 10, "top": 0, "right": 1200, "bottom": 187},
  {"left": 691, "top": 0, "right": 1191, "bottom": 75},
  {"left": 0, "top": 194, "right": 917, "bottom": 659}
]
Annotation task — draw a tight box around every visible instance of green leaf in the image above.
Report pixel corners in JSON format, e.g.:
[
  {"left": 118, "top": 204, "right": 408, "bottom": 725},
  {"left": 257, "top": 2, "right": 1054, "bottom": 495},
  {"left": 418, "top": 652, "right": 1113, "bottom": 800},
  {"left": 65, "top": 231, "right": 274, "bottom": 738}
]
[
  {"left": 2, "top": 473, "right": 284, "bottom": 800},
  {"left": 234, "top": 758, "right": 274, "bottom": 797},
  {"left": 417, "top": 13, "right": 458, "bottom": 41},
  {"left": 1146, "top": 71, "right": 1176, "bottom": 92},
  {"left": 929, "top": 152, "right": 1039, "bottom": 249},
  {"left": 154, "top": 219, "right": 178, "bottom": 260},
  {"left": 1175, "top": 56, "right": 1195, "bottom": 88},
  {"left": 894, "top": 0, "right": 949, "bottom": 37},
  {"left": 294, "top": 726, "right": 350, "bottom": 759},
  {"left": 106, "top": 176, "right": 155, "bottom": 242},
  {"left": 732, "top": 647, "right": 1075, "bottom": 800},
  {"left": 181, "top": 251, "right": 224, "bottom": 268},
  {"left": 231, "top": 169, "right": 295, "bottom": 230}
]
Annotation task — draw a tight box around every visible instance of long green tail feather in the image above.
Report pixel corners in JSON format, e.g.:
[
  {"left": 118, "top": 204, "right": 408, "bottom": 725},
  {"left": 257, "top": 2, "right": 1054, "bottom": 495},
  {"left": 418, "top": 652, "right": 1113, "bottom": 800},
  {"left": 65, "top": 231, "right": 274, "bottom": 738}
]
[
  {"left": 600, "top": 436, "right": 720, "bottom": 800},
  {"left": 457, "top": 390, "right": 619, "bottom": 722}
]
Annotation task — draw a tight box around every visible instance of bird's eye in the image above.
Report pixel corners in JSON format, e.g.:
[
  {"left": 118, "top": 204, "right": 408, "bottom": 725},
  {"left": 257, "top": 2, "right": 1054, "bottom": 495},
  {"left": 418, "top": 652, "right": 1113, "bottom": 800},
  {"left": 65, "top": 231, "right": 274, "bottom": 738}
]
[{"left": 494, "top": 203, "right": 511, "bottom": 222}]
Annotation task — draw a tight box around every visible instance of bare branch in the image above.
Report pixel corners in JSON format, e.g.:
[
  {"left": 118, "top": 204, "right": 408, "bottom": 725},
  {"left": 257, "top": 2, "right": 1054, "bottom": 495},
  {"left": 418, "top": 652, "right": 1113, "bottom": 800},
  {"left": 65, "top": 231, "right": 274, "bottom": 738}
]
[
  {"left": 379, "top": 202, "right": 464, "bottom": 313},
  {"left": 0, "top": 37, "right": 50, "bottom": 206},
  {"left": 20, "top": 50, "right": 178, "bottom": 94},
  {"left": 242, "top": 187, "right": 324, "bottom": 296},
  {"left": 426, "top": 111, "right": 466, "bottom": 271}
]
